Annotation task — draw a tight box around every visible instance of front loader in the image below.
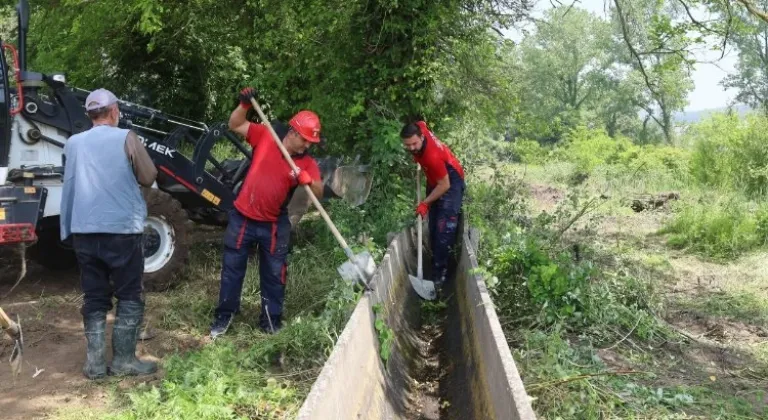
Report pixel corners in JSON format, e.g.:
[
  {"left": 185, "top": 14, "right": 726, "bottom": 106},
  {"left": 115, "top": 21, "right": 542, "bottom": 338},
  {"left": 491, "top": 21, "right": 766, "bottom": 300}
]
[{"left": 0, "top": 0, "right": 374, "bottom": 291}]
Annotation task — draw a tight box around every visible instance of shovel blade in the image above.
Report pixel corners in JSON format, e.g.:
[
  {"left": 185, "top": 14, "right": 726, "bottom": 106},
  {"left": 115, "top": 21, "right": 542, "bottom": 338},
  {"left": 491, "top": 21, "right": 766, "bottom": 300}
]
[
  {"left": 9, "top": 339, "right": 21, "bottom": 378},
  {"left": 6, "top": 314, "right": 22, "bottom": 379},
  {"left": 409, "top": 275, "right": 437, "bottom": 301},
  {"left": 338, "top": 251, "right": 376, "bottom": 287}
]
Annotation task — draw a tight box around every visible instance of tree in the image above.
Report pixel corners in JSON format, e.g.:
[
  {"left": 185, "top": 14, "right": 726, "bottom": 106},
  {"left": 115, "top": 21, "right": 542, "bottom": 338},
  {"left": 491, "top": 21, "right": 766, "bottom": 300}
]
[
  {"left": 722, "top": 0, "right": 768, "bottom": 114},
  {"left": 20, "top": 0, "right": 533, "bottom": 165},
  {"left": 432, "top": 34, "right": 521, "bottom": 136},
  {"left": 605, "top": 0, "right": 768, "bottom": 138},
  {"left": 515, "top": 6, "right": 616, "bottom": 142},
  {"left": 588, "top": 70, "right": 647, "bottom": 139},
  {"left": 611, "top": 0, "right": 695, "bottom": 144}
]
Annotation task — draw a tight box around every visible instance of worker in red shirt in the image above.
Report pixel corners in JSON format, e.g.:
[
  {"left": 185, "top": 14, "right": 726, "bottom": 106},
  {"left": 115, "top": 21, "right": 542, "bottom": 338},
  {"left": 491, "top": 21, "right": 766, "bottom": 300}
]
[
  {"left": 400, "top": 121, "right": 465, "bottom": 294},
  {"left": 210, "top": 87, "right": 324, "bottom": 337}
]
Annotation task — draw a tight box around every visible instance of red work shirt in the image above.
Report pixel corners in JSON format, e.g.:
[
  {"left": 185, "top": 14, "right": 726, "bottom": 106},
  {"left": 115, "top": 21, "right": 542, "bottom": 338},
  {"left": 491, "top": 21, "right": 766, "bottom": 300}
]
[
  {"left": 234, "top": 123, "right": 321, "bottom": 222},
  {"left": 413, "top": 123, "right": 465, "bottom": 188}
]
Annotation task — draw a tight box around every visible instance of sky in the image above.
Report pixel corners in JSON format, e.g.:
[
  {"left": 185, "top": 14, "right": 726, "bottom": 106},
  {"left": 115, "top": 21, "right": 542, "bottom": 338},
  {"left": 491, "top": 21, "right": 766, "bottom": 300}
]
[{"left": 503, "top": 0, "right": 739, "bottom": 112}]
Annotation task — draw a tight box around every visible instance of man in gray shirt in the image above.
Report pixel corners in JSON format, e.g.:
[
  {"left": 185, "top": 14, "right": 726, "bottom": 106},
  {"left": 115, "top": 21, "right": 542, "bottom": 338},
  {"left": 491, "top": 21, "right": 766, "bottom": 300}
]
[{"left": 60, "top": 88, "right": 158, "bottom": 379}]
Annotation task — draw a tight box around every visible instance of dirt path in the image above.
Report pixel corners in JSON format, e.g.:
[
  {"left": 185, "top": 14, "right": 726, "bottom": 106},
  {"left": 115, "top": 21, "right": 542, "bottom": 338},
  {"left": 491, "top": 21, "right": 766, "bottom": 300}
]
[{"left": 0, "top": 259, "right": 202, "bottom": 420}]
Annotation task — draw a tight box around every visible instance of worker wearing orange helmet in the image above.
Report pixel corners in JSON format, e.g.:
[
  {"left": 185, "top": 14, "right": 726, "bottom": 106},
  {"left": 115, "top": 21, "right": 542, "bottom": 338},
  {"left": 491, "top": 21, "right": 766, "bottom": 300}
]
[{"left": 209, "top": 87, "right": 324, "bottom": 337}]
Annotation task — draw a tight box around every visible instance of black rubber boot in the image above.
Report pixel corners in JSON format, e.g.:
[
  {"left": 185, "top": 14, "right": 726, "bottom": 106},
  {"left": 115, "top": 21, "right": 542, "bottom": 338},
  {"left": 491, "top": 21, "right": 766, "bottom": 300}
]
[
  {"left": 109, "top": 300, "right": 158, "bottom": 376},
  {"left": 82, "top": 311, "right": 108, "bottom": 379},
  {"left": 138, "top": 321, "right": 157, "bottom": 341}
]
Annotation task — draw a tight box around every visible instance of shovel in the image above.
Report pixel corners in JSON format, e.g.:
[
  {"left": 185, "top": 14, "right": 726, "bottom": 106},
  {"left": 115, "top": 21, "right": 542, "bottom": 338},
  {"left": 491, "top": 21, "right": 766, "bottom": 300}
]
[
  {"left": 248, "top": 97, "right": 376, "bottom": 288},
  {"left": 409, "top": 167, "right": 436, "bottom": 300},
  {"left": 0, "top": 307, "right": 23, "bottom": 379}
]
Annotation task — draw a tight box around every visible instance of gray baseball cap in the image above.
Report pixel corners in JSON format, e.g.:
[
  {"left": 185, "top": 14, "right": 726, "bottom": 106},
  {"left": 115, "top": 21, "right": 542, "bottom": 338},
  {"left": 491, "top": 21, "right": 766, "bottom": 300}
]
[{"left": 85, "top": 88, "right": 118, "bottom": 111}]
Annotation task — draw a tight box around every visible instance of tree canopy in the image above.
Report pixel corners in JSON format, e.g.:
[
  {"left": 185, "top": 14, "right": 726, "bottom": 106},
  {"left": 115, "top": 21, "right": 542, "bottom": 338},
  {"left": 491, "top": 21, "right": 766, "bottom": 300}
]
[{"left": 0, "top": 0, "right": 763, "bottom": 154}]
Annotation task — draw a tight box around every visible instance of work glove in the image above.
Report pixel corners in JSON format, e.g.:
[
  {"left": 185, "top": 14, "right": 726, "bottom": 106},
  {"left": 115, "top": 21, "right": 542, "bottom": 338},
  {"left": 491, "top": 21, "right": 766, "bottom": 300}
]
[
  {"left": 295, "top": 169, "right": 313, "bottom": 186},
  {"left": 239, "top": 87, "right": 256, "bottom": 109},
  {"left": 415, "top": 202, "right": 429, "bottom": 218}
]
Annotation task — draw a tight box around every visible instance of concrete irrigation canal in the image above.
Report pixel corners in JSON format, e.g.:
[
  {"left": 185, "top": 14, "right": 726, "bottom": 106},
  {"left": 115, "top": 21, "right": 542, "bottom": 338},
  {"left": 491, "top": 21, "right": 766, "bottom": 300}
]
[{"left": 296, "top": 222, "right": 537, "bottom": 420}]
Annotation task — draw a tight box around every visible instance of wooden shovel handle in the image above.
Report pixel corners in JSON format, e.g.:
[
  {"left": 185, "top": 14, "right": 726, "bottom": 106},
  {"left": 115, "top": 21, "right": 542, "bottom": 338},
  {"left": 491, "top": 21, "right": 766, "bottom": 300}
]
[
  {"left": 417, "top": 167, "right": 424, "bottom": 280},
  {"left": 0, "top": 307, "right": 15, "bottom": 331}
]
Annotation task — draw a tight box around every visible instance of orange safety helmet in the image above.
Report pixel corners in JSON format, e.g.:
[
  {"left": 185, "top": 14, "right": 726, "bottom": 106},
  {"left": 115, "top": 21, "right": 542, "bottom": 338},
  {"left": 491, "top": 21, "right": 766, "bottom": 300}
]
[{"left": 289, "top": 110, "right": 321, "bottom": 143}]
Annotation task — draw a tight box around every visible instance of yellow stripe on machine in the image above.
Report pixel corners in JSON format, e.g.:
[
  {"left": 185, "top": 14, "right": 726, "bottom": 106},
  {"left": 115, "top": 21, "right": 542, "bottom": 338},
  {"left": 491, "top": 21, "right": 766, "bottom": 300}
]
[{"left": 200, "top": 189, "right": 221, "bottom": 206}]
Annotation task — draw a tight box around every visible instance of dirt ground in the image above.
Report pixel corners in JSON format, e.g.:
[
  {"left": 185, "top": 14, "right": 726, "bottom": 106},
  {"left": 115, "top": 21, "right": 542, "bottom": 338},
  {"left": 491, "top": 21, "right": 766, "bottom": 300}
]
[
  {"left": 0, "top": 253, "right": 202, "bottom": 420},
  {"left": 528, "top": 182, "right": 564, "bottom": 213}
]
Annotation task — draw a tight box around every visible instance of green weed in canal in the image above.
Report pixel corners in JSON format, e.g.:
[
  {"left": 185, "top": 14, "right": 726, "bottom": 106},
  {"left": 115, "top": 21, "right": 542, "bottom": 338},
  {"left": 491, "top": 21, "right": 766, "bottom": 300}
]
[
  {"left": 420, "top": 299, "right": 448, "bottom": 326},
  {"left": 372, "top": 303, "right": 394, "bottom": 363}
]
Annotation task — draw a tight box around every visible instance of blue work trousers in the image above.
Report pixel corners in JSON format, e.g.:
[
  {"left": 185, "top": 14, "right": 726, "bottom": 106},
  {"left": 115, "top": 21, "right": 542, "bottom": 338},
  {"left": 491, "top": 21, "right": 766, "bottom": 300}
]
[
  {"left": 214, "top": 209, "right": 291, "bottom": 331},
  {"left": 72, "top": 233, "right": 145, "bottom": 317},
  {"left": 427, "top": 168, "right": 465, "bottom": 285}
]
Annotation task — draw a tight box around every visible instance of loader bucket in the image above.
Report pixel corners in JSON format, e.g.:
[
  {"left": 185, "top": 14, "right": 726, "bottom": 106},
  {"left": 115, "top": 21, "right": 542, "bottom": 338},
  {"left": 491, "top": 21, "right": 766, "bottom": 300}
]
[
  {"left": 287, "top": 160, "right": 374, "bottom": 227},
  {"left": 327, "top": 164, "right": 373, "bottom": 207}
]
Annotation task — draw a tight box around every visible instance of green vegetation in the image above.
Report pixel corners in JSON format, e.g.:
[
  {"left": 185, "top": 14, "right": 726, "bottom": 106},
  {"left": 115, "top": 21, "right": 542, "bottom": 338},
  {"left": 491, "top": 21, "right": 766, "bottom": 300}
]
[
  {"left": 688, "top": 114, "right": 768, "bottom": 198},
  {"left": 11, "top": 0, "right": 768, "bottom": 418},
  {"left": 660, "top": 197, "right": 768, "bottom": 260},
  {"left": 461, "top": 88, "right": 768, "bottom": 417},
  {"left": 58, "top": 212, "right": 363, "bottom": 419},
  {"left": 466, "top": 151, "right": 768, "bottom": 417},
  {"left": 372, "top": 303, "right": 394, "bottom": 363},
  {"left": 682, "top": 289, "right": 768, "bottom": 328}
]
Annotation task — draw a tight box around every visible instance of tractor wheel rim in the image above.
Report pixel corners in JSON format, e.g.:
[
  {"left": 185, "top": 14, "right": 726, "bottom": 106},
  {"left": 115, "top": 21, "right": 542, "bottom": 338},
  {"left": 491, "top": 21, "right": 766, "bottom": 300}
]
[{"left": 143, "top": 216, "right": 175, "bottom": 273}]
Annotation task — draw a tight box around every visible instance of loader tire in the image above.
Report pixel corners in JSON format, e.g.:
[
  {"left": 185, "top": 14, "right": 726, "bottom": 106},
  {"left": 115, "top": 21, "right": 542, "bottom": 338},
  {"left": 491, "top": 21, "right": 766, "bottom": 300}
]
[
  {"left": 28, "top": 218, "right": 78, "bottom": 271},
  {"left": 141, "top": 188, "right": 190, "bottom": 292}
]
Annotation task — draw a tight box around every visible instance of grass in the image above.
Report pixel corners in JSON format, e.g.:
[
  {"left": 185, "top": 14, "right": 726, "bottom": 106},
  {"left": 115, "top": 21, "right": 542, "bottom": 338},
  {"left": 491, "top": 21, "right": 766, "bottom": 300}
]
[
  {"left": 468, "top": 157, "right": 768, "bottom": 419},
  {"left": 522, "top": 158, "right": 768, "bottom": 263},
  {"left": 659, "top": 196, "right": 768, "bottom": 261},
  {"left": 53, "top": 213, "right": 367, "bottom": 420},
  {"left": 514, "top": 328, "right": 764, "bottom": 419},
  {"left": 680, "top": 289, "right": 768, "bottom": 328},
  {"left": 49, "top": 127, "right": 768, "bottom": 419}
]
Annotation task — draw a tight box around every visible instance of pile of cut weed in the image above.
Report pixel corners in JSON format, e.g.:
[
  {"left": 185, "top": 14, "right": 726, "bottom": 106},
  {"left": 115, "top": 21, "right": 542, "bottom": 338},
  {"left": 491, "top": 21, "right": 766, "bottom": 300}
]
[
  {"left": 103, "top": 282, "right": 359, "bottom": 420},
  {"left": 515, "top": 328, "right": 761, "bottom": 419}
]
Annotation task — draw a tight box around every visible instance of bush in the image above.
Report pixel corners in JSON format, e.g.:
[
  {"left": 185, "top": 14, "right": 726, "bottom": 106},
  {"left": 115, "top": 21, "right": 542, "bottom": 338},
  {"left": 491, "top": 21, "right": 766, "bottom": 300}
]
[
  {"left": 617, "top": 144, "right": 690, "bottom": 178},
  {"left": 463, "top": 165, "right": 529, "bottom": 252},
  {"left": 688, "top": 113, "right": 768, "bottom": 197},
  {"left": 659, "top": 196, "right": 768, "bottom": 260},
  {"left": 553, "top": 125, "right": 691, "bottom": 181},
  {"left": 510, "top": 139, "right": 548, "bottom": 164},
  {"left": 488, "top": 234, "right": 594, "bottom": 324},
  {"left": 468, "top": 176, "right": 665, "bottom": 334},
  {"left": 554, "top": 126, "right": 635, "bottom": 174}
]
